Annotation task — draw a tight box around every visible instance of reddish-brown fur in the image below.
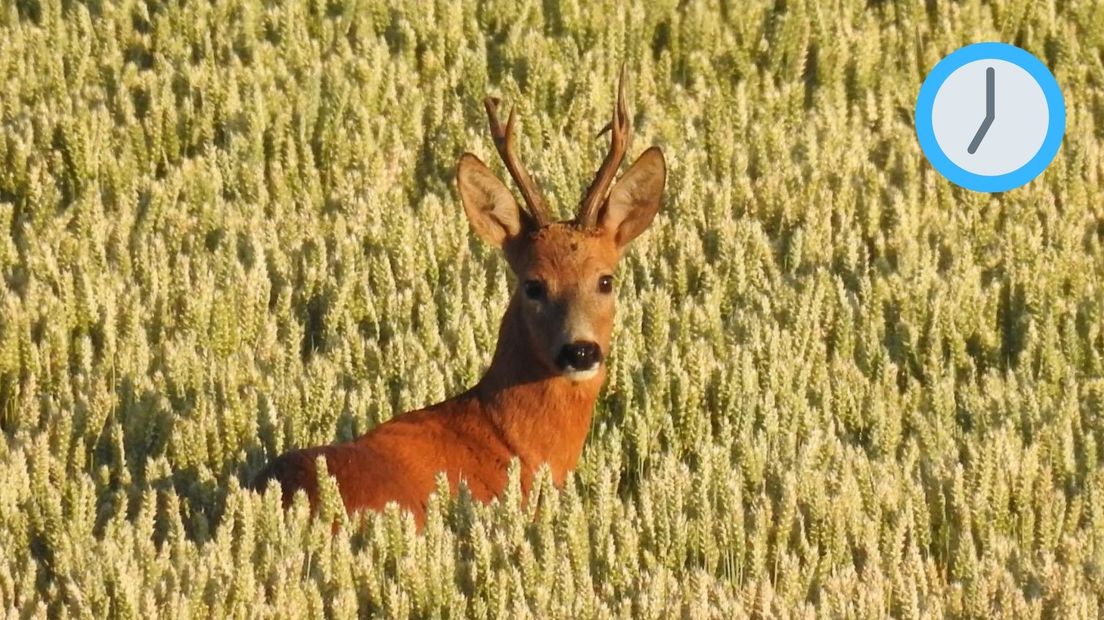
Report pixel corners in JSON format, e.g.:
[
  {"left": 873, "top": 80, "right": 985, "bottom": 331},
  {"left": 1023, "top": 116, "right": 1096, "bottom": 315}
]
[{"left": 251, "top": 79, "right": 666, "bottom": 529}]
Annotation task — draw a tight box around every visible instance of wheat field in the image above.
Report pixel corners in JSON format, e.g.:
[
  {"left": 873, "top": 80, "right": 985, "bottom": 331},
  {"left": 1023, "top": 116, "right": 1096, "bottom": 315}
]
[{"left": 1, "top": 0, "right": 1103, "bottom": 617}]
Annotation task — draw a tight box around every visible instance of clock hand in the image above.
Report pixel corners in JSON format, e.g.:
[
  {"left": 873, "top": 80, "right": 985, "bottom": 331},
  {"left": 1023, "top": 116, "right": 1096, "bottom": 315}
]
[{"left": 967, "top": 67, "right": 996, "bottom": 154}]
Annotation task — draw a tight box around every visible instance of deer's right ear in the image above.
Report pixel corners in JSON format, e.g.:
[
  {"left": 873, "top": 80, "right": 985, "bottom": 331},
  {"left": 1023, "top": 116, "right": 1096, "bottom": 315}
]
[{"left": 457, "top": 153, "right": 525, "bottom": 247}]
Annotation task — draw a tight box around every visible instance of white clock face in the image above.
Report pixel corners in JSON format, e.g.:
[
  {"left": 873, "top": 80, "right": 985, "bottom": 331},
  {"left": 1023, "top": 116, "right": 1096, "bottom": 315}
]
[
  {"left": 930, "top": 59, "right": 1048, "bottom": 176},
  {"left": 915, "top": 42, "right": 1065, "bottom": 193}
]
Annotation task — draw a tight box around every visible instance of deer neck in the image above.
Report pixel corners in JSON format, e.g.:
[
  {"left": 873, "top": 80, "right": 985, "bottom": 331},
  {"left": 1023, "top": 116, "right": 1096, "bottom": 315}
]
[{"left": 473, "top": 294, "right": 603, "bottom": 485}]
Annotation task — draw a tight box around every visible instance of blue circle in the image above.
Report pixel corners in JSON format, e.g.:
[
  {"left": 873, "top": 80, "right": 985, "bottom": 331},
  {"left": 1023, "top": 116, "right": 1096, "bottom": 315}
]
[{"left": 915, "top": 42, "right": 1065, "bottom": 193}]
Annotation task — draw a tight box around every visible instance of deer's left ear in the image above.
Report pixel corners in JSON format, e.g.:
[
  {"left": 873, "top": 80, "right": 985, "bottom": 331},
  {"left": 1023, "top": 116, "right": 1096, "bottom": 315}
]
[{"left": 600, "top": 147, "right": 666, "bottom": 248}]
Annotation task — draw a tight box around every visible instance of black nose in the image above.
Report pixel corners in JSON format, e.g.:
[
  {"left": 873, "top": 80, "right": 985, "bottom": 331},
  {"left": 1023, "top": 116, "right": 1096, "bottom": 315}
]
[{"left": 557, "top": 341, "right": 602, "bottom": 371}]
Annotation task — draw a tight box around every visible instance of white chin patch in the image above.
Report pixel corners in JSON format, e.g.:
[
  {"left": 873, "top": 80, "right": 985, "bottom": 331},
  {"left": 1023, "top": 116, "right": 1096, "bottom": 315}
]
[{"left": 562, "top": 365, "right": 600, "bottom": 382}]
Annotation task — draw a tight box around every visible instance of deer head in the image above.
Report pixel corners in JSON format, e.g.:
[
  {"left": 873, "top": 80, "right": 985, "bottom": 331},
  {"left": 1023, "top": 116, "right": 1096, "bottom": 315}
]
[{"left": 456, "top": 70, "right": 666, "bottom": 383}]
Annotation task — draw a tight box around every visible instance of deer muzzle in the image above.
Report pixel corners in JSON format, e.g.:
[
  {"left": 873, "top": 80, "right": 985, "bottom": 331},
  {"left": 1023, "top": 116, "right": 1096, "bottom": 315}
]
[{"left": 556, "top": 341, "right": 603, "bottom": 379}]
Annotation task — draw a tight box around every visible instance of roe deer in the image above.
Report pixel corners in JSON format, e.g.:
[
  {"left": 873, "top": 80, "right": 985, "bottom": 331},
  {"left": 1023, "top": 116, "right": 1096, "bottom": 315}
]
[{"left": 251, "top": 71, "right": 666, "bottom": 528}]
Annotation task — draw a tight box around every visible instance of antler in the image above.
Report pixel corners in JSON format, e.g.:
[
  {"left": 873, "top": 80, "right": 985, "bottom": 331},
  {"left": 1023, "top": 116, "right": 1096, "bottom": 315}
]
[
  {"left": 576, "top": 66, "right": 633, "bottom": 229},
  {"left": 483, "top": 98, "right": 551, "bottom": 227}
]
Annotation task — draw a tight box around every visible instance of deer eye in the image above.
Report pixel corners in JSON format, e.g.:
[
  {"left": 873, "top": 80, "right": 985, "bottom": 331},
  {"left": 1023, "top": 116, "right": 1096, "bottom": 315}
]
[
  {"left": 598, "top": 275, "right": 614, "bottom": 294},
  {"left": 523, "top": 280, "right": 546, "bottom": 300}
]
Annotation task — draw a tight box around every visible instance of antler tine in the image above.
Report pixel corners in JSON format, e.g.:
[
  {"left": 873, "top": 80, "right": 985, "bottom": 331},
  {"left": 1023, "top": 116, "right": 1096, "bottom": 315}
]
[
  {"left": 483, "top": 97, "right": 551, "bottom": 226},
  {"left": 576, "top": 66, "right": 633, "bottom": 229}
]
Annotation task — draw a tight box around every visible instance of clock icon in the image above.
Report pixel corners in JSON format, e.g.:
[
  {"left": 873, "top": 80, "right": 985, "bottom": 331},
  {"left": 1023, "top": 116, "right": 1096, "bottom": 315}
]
[{"left": 915, "top": 42, "right": 1065, "bottom": 193}]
